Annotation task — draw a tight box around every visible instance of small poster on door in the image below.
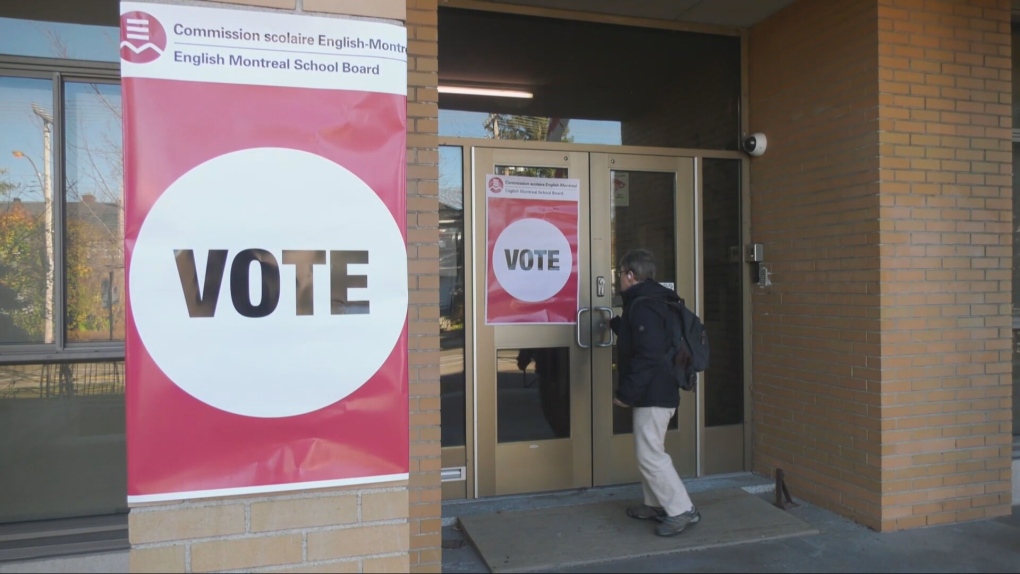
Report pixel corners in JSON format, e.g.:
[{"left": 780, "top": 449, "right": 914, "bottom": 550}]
[
  {"left": 485, "top": 174, "right": 580, "bottom": 324},
  {"left": 613, "top": 172, "right": 630, "bottom": 207}
]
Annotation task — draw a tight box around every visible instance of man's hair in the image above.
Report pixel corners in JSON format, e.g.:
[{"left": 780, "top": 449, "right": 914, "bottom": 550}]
[{"left": 620, "top": 249, "right": 656, "bottom": 282}]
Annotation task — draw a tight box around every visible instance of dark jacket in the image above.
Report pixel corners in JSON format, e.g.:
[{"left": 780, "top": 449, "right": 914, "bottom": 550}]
[{"left": 611, "top": 279, "right": 680, "bottom": 408}]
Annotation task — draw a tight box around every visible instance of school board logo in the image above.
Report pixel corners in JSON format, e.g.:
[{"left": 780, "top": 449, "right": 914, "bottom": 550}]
[
  {"left": 488, "top": 177, "right": 504, "bottom": 194},
  {"left": 120, "top": 11, "right": 167, "bottom": 64},
  {"left": 493, "top": 218, "right": 571, "bottom": 302},
  {"left": 130, "top": 148, "right": 408, "bottom": 418}
]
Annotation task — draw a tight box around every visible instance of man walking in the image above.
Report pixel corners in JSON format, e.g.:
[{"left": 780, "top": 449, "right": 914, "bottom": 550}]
[{"left": 610, "top": 248, "right": 700, "bottom": 537}]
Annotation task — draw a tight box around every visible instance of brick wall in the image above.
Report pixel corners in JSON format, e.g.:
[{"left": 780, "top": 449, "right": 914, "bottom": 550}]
[
  {"left": 128, "top": 0, "right": 443, "bottom": 571},
  {"left": 129, "top": 487, "right": 410, "bottom": 572},
  {"left": 748, "top": 0, "right": 886, "bottom": 529},
  {"left": 873, "top": 0, "right": 1012, "bottom": 531},
  {"left": 405, "top": 0, "right": 442, "bottom": 571},
  {"left": 749, "top": 0, "right": 1012, "bottom": 531}
]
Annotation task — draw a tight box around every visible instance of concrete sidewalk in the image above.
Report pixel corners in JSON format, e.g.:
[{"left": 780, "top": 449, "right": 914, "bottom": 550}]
[
  {"left": 2, "top": 472, "right": 1015, "bottom": 573},
  {"left": 441, "top": 473, "right": 1020, "bottom": 573}
]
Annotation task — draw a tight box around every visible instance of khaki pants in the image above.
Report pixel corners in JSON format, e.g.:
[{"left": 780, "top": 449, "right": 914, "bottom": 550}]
[{"left": 634, "top": 406, "right": 693, "bottom": 517}]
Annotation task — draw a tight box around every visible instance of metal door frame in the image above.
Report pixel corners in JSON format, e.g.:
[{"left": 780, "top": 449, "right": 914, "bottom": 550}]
[{"left": 438, "top": 138, "right": 746, "bottom": 499}]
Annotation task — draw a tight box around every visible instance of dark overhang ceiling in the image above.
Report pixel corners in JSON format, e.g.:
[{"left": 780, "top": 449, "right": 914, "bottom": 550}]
[
  {"left": 437, "top": 6, "right": 741, "bottom": 121},
  {"left": 435, "top": 1, "right": 795, "bottom": 120},
  {"left": 460, "top": 0, "right": 798, "bottom": 28}
]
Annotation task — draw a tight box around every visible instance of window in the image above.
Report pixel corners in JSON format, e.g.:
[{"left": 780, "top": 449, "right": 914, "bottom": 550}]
[
  {"left": 0, "top": 12, "right": 125, "bottom": 527},
  {"left": 1, "top": 71, "right": 122, "bottom": 358},
  {"left": 0, "top": 16, "right": 120, "bottom": 63},
  {"left": 439, "top": 146, "right": 466, "bottom": 448}
]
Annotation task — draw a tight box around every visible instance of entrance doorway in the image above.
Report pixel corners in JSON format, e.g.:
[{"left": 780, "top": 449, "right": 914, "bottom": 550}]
[{"left": 471, "top": 147, "right": 697, "bottom": 496}]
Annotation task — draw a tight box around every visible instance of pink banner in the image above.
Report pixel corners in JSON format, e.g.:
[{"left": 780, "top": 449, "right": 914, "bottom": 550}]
[
  {"left": 121, "top": 2, "right": 408, "bottom": 502},
  {"left": 485, "top": 174, "right": 580, "bottom": 324}
]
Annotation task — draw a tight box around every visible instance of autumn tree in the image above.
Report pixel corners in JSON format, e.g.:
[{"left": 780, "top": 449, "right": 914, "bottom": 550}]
[{"left": 0, "top": 170, "right": 47, "bottom": 342}]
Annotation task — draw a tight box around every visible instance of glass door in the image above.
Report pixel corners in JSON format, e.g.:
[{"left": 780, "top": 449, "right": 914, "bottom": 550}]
[
  {"left": 590, "top": 153, "right": 697, "bottom": 486},
  {"left": 473, "top": 148, "right": 593, "bottom": 496},
  {"left": 472, "top": 147, "right": 697, "bottom": 496}
]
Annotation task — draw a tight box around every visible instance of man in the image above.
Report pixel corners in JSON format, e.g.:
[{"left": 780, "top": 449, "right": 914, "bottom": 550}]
[{"left": 610, "top": 248, "right": 700, "bottom": 537}]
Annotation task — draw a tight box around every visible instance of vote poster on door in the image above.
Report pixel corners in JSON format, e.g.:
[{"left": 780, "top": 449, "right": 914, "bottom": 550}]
[
  {"left": 485, "top": 174, "right": 580, "bottom": 324},
  {"left": 121, "top": 1, "right": 408, "bottom": 502}
]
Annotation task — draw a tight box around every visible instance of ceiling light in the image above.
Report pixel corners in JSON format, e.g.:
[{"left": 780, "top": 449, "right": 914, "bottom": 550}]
[{"left": 438, "top": 85, "right": 533, "bottom": 99}]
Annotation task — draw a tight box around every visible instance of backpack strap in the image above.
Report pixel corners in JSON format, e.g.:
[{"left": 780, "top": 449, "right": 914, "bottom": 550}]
[{"left": 633, "top": 296, "right": 683, "bottom": 322}]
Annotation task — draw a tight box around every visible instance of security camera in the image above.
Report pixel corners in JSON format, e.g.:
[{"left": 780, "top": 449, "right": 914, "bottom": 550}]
[{"left": 742, "top": 133, "right": 767, "bottom": 157}]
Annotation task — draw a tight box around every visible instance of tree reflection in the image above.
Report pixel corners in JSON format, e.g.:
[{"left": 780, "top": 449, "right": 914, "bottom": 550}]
[
  {"left": 64, "top": 81, "right": 124, "bottom": 343},
  {"left": 0, "top": 79, "right": 124, "bottom": 345},
  {"left": 0, "top": 168, "right": 47, "bottom": 343}
]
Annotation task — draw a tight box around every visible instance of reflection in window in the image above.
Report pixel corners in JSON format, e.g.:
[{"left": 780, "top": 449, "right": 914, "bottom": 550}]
[
  {"left": 610, "top": 170, "right": 678, "bottom": 435},
  {"left": 0, "top": 361, "right": 126, "bottom": 523},
  {"left": 498, "top": 347, "right": 571, "bottom": 442},
  {"left": 0, "top": 17, "right": 119, "bottom": 62},
  {"left": 440, "top": 146, "right": 467, "bottom": 447},
  {"left": 610, "top": 170, "right": 677, "bottom": 295},
  {"left": 440, "top": 110, "right": 623, "bottom": 146},
  {"left": 1, "top": 76, "right": 56, "bottom": 345},
  {"left": 0, "top": 74, "right": 123, "bottom": 351},
  {"left": 64, "top": 82, "right": 124, "bottom": 343},
  {"left": 495, "top": 164, "right": 567, "bottom": 179},
  {"left": 703, "top": 159, "right": 743, "bottom": 426}
]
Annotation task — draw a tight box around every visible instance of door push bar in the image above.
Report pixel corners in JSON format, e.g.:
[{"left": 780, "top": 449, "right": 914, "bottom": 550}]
[
  {"left": 593, "top": 307, "right": 615, "bottom": 347},
  {"left": 576, "top": 307, "right": 616, "bottom": 348},
  {"left": 576, "top": 307, "right": 592, "bottom": 348}
]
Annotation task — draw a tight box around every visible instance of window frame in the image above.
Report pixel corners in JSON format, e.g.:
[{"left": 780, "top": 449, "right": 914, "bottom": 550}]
[{"left": 0, "top": 54, "right": 122, "bottom": 363}]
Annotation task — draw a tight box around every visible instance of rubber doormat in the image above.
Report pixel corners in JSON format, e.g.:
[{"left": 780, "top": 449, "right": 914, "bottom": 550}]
[{"left": 457, "top": 487, "right": 819, "bottom": 572}]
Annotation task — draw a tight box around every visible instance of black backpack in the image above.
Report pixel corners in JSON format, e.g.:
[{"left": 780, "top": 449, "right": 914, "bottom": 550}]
[{"left": 635, "top": 296, "right": 710, "bottom": 392}]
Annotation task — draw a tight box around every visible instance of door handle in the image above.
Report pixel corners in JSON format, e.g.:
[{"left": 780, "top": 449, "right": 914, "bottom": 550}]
[
  {"left": 593, "top": 307, "right": 615, "bottom": 347},
  {"left": 576, "top": 307, "right": 592, "bottom": 348}
]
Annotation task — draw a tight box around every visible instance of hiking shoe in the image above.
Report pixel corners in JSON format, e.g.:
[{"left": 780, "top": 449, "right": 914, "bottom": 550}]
[
  {"left": 655, "top": 506, "right": 701, "bottom": 537},
  {"left": 626, "top": 504, "right": 666, "bottom": 520}
]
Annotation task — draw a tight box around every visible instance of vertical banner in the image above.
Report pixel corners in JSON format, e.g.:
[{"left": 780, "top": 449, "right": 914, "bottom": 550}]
[
  {"left": 121, "top": 2, "right": 408, "bottom": 502},
  {"left": 485, "top": 174, "right": 579, "bottom": 324}
]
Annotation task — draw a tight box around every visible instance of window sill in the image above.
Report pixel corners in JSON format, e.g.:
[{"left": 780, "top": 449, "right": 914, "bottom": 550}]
[{"left": 0, "top": 514, "right": 127, "bottom": 564}]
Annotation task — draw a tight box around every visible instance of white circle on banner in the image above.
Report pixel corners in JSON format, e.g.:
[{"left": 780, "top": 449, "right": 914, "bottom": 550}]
[
  {"left": 129, "top": 148, "right": 407, "bottom": 418},
  {"left": 492, "top": 218, "right": 571, "bottom": 302}
]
